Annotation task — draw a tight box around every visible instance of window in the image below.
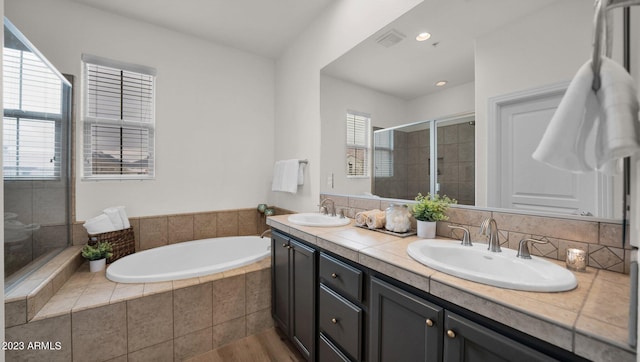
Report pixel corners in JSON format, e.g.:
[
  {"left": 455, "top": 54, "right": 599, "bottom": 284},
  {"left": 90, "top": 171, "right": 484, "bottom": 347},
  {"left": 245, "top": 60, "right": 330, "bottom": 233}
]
[
  {"left": 346, "top": 111, "right": 370, "bottom": 177},
  {"left": 3, "top": 48, "right": 64, "bottom": 179},
  {"left": 82, "top": 55, "right": 156, "bottom": 179},
  {"left": 374, "top": 129, "right": 394, "bottom": 178}
]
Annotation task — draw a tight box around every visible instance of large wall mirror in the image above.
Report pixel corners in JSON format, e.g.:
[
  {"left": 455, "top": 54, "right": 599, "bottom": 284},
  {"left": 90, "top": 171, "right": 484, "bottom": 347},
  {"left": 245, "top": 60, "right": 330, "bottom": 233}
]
[{"left": 320, "top": 0, "right": 628, "bottom": 220}]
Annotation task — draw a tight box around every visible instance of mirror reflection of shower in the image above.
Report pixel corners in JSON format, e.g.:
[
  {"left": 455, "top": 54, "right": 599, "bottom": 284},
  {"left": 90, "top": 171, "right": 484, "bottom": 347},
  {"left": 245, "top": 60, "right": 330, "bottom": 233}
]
[
  {"left": 372, "top": 113, "right": 475, "bottom": 205},
  {"left": 3, "top": 18, "right": 72, "bottom": 290}
]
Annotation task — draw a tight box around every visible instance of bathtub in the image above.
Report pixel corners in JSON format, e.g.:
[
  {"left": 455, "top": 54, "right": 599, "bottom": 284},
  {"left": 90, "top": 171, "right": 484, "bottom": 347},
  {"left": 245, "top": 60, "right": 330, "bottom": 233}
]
[{"left": 106, "top": 235, "right": 271, "bottom": 283}]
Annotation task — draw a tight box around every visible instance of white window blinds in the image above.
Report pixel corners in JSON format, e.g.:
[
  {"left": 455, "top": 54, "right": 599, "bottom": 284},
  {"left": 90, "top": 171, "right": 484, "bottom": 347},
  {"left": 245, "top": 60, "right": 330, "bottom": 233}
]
[
  {"left": 346, "top": 112, "right": 370, "bottom": 177},
  {"left": 82, "top": 55, "right": 156, "bottom": 179},
  {"left": 3, "top": 48, "right": 63, "bottom": 179}
]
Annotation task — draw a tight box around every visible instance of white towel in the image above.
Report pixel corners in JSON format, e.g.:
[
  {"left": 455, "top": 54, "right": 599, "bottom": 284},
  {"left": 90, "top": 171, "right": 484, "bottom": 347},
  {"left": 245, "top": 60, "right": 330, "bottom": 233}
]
[
  {"left": 271, "top": 159, "right": 300, "bottom": 194},
  {"left": 103, "top": 207, "right": 124, "bottom": 230},
  {"left": 595, "top": 58, "right": 640, "bottom": 171},
  {"left": 83, "top": 214, "right": 117, "bottom": 234},
  {"left": 104, "top": 206, "right": 130, "bottom": 230},
  {"left": 533, "top": 57, "right": 640, "bottom": 174}
]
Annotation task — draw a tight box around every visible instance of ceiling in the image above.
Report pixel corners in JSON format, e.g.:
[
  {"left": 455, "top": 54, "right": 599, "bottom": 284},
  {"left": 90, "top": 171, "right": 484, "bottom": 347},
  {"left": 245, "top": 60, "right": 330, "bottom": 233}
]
[
  {"left": 71, "top": 0, "right": 335, "bottom": 58},
  {"left": 322, "top": 0, "right": 559, "bottom": 100}
]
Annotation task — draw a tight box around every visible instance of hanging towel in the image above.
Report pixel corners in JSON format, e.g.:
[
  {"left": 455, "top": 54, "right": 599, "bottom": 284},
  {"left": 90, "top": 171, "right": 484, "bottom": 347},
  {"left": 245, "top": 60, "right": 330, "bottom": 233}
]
[
  {"left": 533, "top": 57, "right": 640, "bottom": 174},
  {"left": 594, "top": 57, "right": 640, "bottom": 171},
  {"left": 271, "top": 159, "right": 300, "bottom": 194}
]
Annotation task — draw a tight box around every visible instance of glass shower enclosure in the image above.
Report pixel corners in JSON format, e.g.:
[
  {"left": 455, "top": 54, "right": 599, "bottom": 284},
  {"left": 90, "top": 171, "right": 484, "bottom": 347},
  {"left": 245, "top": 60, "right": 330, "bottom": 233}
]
[{"left": 3, "top": 18, "right": 72, "bottom": 291}]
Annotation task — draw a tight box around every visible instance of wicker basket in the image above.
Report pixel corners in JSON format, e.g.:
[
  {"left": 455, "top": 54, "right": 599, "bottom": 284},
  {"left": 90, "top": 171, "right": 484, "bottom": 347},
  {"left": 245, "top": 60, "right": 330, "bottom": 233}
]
[{"left": 88, "top": 227, "right": 135, "bottom": 263}]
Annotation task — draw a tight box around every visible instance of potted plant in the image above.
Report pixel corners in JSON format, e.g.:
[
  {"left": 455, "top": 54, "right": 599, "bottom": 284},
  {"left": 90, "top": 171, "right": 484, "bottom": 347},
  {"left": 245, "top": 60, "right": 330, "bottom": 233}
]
[
  {"left": 81, "top": 241, "right": 113, "bottom": 272},
  {"left": 411, "top": 193, "right": 456, "bottom": 238}
]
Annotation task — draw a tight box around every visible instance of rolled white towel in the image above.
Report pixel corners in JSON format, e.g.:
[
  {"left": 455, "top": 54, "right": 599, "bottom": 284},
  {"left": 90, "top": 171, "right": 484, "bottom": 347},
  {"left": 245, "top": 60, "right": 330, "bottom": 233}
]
[
  {"left": 355, "top": 209, "right": 381, "bottom": 227},
  {"left": 366, "top": 211, "right": 386, "bottom": 229}
]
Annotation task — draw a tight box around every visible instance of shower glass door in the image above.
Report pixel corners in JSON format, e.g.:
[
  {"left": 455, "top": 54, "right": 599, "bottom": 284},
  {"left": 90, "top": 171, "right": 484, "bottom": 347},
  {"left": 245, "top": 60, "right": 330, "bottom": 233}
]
[{"left": 3, "top": 18, "right": 72, "bottom": 290}]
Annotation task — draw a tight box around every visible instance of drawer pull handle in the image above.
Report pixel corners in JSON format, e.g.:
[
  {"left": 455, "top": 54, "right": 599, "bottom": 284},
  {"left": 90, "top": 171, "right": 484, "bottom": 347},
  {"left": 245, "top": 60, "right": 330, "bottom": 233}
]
[
  {"left": 426, "top": 319, "right": 434, "bottom": 327},
  {"left": 331, "top": 318, "right": 338, "bottom": 324},
  {"left": 331, "top": 273, "right": 338, "bottom": 278},
  {"left": 447, "top": 330, "right": 456, "bottom": 339},
  {"left": 282, "top": 243, "right": 287, "bottom": 247}
]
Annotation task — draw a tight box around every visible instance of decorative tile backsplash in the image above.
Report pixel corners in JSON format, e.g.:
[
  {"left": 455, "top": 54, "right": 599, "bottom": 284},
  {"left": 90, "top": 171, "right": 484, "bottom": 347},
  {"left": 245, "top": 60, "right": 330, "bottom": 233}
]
[{"left": 321, "top": 193, "right": 630, "bottom": 274}]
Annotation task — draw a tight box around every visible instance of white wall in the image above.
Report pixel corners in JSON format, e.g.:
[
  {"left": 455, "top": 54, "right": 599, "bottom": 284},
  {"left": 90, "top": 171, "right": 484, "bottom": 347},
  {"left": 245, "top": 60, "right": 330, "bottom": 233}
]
[
  {"left": 5, "top": 0, "right": 276, "bottom": 220},
  {"left": 406, "top": 81, "right": 475, "bottom": 123},
  {"left": 320, "top": 74, "right": 408, "bottom": 195},
  {"left": 271, "top": 0, "right": 423, "bottom": 212},
  {"left": 474, "top": 0, "right": 594, "bottom": 207}
]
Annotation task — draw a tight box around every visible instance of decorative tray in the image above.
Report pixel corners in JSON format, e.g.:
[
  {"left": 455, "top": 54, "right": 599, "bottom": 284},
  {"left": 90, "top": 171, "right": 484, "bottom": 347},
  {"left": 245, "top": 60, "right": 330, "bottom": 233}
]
[{"left": 355, "top": 224, "right": 417, "bottom": 238}]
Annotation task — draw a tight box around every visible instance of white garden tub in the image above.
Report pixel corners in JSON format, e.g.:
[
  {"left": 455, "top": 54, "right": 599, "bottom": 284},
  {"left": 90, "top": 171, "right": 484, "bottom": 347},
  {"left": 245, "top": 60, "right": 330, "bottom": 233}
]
[{"left": 106, "top": 235, "right": 270, "bottom": 283}]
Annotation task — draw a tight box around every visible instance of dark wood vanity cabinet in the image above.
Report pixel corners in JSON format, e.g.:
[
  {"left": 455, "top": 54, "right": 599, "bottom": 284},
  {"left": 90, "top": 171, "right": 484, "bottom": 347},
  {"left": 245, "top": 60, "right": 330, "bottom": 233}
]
[
  {"left": 369, "top": 277, "right": 443, "bottom": 362},
  {"left": 317, "top": 252, "right": 366, "bottom": 361},
  {"left": 271, "top": 231, "right": 316, "bottom": 361},
  {"left": 443, "top": 311, "right": 556, "bottom": 362},
  {"left": 271, "top": 228, "right": 577, "bottom": 362}
]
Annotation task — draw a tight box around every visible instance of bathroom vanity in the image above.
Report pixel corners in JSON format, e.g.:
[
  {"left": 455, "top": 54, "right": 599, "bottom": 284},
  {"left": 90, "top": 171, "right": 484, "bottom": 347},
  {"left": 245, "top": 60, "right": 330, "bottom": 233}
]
[{"left": 267, "top": 215, "right": 635, "bottom": 362}]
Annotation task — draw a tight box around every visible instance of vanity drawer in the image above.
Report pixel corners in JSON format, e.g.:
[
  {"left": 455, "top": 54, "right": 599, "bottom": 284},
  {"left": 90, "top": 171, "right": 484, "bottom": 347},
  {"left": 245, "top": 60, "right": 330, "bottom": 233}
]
[
  {"left": 319, "top": 284, "right": 362, "bottom": 361},
  {"left": 319, "top": 252, "right": 363, "bottom": 302},
  {"left": 319, "top": 333, "right": 351, "bottom": 362}
]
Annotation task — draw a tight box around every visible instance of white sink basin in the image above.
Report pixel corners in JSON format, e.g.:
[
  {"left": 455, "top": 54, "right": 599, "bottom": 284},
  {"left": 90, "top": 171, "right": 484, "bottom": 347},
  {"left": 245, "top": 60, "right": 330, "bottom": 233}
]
[
  {"left": 288, "top": 213, "right": 351, "bottom": 227},
  {"left": 407, "top": 239, "right": 577, "bottom": 292}
]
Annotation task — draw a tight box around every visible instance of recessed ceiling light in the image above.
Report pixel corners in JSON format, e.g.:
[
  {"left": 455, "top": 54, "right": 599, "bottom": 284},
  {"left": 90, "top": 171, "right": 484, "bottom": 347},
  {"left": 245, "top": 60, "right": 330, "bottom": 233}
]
[
  {"left": 416, "top": 32, "right": 431, "bottom": 42},
  {"left": 435, "top": 80, "right": 448, "bottom": 87}
]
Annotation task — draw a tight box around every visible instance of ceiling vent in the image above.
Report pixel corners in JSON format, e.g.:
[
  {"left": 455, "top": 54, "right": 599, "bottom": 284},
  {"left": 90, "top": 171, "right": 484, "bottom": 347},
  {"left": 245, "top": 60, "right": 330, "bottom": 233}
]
[{"left": 376, "top": 29, "right": 406, "bottom": 48}]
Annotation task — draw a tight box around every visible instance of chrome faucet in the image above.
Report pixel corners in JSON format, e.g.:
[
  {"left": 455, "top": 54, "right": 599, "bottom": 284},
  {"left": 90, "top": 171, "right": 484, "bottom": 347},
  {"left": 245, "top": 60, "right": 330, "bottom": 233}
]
[
  {"left": 448, "top": 225, "right": 472, "bottom": 246},
  {"left": 480, "top": 217, "right": 501, "bottom": 252},
  {"left": 319, "top": 198, "right": 336, "bottom": 217}
]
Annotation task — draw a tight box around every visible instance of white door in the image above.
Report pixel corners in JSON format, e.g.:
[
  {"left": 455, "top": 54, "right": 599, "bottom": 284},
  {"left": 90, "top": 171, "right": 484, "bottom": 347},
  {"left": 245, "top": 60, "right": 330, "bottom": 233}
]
[{"left": 489, "top": 84, "right": 608, "bottom": 217}]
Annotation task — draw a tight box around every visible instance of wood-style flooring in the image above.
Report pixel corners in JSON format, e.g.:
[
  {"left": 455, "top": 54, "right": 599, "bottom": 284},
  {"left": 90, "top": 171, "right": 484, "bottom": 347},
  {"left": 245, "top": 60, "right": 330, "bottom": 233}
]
[{"left": 186, "top": 328, "right": 305, "bottom": 362}]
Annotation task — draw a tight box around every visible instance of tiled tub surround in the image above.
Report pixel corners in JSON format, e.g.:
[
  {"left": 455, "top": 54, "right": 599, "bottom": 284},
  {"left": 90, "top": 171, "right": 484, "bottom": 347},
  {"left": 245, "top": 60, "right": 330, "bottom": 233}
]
[
  {"left": 4, "top": 207, "right": 285, "bottom": 361},
  {"left": 5, "top": 207, "right": 280, "bottom": 327},
  {"left": 321, "top": 193, "right": 631, "bottom": 273},
  {"left": 71, "top": 207, "right": 280, "bottom": 249},
  {"left": 267, "top": 215, "right": 636, "bottom": 361},
  {"left": 5, "top": 257, "right": 273, "bottom": 361}
]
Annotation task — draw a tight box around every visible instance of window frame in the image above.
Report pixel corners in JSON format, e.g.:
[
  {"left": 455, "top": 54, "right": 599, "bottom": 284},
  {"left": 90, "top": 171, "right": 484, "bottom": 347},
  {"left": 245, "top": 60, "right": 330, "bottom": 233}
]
[
  {"left": 346, "top": 111, "right": 371, "bottom": 178},
  {"left": 81, "top": 54, "right": 156, "bottom": 180}
]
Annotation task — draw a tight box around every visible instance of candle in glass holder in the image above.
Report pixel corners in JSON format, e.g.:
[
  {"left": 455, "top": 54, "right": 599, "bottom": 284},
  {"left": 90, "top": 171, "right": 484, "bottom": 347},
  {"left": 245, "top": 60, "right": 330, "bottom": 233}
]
[{"left": 565, "top": 248, "right": 587, "bottom": 272}]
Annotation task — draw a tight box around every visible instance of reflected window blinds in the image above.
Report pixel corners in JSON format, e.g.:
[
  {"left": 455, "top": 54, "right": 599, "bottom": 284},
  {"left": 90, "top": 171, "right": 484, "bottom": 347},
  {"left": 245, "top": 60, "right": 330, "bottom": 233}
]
[{"left": 82, "top": 55, "right": 156, "bottom": 179}]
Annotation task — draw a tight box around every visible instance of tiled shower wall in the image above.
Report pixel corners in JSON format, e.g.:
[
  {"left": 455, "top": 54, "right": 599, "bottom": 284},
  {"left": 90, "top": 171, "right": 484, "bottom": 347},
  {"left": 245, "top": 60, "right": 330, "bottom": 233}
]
[
  {"left": 321, "top": 193, "right": 630, "bottom": 274},
  {"left": 372, "top": 122, "right": 475, "bottom": 205}
]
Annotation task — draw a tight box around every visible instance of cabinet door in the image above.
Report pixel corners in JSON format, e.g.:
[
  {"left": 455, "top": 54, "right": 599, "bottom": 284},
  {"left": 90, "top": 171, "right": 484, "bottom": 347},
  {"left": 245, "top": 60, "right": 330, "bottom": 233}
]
[
  {"left": 444, "top": 311, "right": 556, "bottom": 362},
  {"left": 271, "top": 232, "right": 291, "bottom": 335},
  {"left": 291, "top": 239, "right": 317, "bottom": 361},
  {"left": 369, "top": 277, "right": 443, "bottom": 362}
]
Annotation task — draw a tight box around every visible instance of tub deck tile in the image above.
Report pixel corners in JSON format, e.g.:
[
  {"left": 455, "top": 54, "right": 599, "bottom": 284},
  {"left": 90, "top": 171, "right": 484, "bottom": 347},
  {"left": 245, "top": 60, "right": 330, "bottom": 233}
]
[
  {"left": 143, "top": 281, "right": 174, "bottom": 296},
  {"left": 173, "top": 277, "right": 201, "bottom": 290},
  {"left": 110, "top": 283, "right": 145, "bottom": 303}
]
